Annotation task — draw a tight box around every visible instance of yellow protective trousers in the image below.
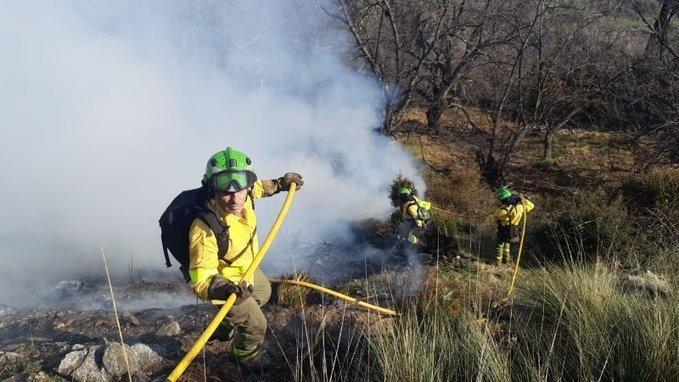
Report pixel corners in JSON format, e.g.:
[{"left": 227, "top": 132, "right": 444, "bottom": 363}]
[{"left": 496, "top": 243, "right": 511, "bottom": 264}]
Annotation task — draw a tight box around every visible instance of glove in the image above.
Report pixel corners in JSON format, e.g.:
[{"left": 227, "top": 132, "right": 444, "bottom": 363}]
[
  {"left": 234, "top": 282, "right": 253, "bottom": 305},
  {"left": 278, "top": 172, "right": 304, "bottom": 191},
  {"left": 207, "top": 276, "right": 253, "bottom": 305}
]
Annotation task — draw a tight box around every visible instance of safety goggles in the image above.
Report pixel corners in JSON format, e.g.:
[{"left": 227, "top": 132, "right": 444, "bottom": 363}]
[{"left": 210, "top": 170, "right": 257, "bottom": 192}]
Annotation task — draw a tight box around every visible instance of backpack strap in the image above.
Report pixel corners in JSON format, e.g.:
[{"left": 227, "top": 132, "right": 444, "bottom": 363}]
[
  {"left": 196, "top": 210, "right": 230, "bottom": 259},
  {"left": 161, "top": 231, "right": 172, "bottom": 267},
  {"left": 196, "top": 192, "right": 255, "bottom": 264},
  {"left": 226, "top": 227, "right": 257, "bottom": 264},
  {"left": 196, "top": 210, "right": 258, "bottom": 264}
]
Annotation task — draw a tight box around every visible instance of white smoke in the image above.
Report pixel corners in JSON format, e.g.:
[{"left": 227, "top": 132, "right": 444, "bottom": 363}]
[{"left": 0, "top": 0, "right": 423, "bottom": 308}]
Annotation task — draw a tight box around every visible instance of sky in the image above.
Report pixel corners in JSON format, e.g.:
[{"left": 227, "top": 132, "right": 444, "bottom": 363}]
[{"left": 0, "top": 0, "right": 423, "bottom": 308}]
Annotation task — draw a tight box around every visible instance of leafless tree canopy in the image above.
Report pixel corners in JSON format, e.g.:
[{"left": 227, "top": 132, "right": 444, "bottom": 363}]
[{"left": 324, "top": 0, "right": 678, "bottom": 186}]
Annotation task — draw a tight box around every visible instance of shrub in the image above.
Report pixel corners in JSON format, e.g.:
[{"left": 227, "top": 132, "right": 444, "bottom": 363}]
[
  {"left": 533, "top": 189, "right": 629, "bottom": 263},
  {"left": 620, "top": 168, "right": 679, "bottom": 212},
  {"left": 368, "top": 307, "right": 511, "bottom": 381},
  {"left": 511, "top": 266, "right": 679, "bottom": 381}
]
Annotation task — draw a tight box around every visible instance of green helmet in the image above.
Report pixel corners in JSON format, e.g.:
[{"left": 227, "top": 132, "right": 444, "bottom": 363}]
[
  {"left": 398, "top": 187, "right": 412, "bottom": 198},
  {"left": 203, "top": 147, "right": 257, "bottom": 192},
  {"left": 497, "top": 187, "right": 512, "bottom": 201}
]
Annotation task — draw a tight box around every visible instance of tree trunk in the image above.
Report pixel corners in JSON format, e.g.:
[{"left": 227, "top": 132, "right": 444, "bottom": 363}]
[
  {"left": 426, "top": 91, "right": 452, "bottom": 134},
  {"left": 476, "top": 150, "right": 503, "bottom": 188},
  {"left": 643, "top": 0, "right": 679, "bottom": 60},
  {"left": 543, "top": 128, "right": 554, "bottom": 161},
  {"left": 426, "top": 103, "right": 444, "bottom": 133},
  {"left": 382, "top": 103, "right": 394, "bottom": 135}
]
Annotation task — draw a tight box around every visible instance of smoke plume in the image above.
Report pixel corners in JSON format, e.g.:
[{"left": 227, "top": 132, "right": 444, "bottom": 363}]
[{"left": 0, "top": 0, "right": 422, "bottom": 308}]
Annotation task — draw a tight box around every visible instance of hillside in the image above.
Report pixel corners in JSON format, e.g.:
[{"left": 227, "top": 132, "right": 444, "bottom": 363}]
[{"left": 2, "top": 109, "right": 676, "bottom": 380}]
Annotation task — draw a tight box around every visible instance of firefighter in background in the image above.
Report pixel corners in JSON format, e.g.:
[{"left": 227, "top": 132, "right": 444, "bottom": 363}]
[
  {"left": 389, "top": 177, "right": 431, "bottom": 245},
  {"left": 495, "top": 187, "right": 535, "bottom": 266}
]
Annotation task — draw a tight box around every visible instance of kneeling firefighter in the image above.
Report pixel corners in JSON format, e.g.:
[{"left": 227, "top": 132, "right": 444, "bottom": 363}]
[
  {"left": 160, "top": 147, "right": 303, "bottom": 368},
  {"left": 396, "top": 187, "right": 431, "bottom": 245},
  {"left": 494, "top": 188, "right": 534, "bottom": 266}
]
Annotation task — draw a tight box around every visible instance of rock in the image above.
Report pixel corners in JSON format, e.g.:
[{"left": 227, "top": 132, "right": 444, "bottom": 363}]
[
  {"left": 58, "top": 342, "right": 162, "bottom": 381},
  {"left": 158, "top": 320, "right": 182, "bottom": 336},
  {"left": 102, "top": 343, "right": 140, "bottom": 378},
  {"left": 58, "top": 346, "right": 111, "bottom": 382},
  {"left": 625, "top": 270, "right": 671, "bottom": 297},
  {"left": 0, "top": 351, "right": 22, "bottom": 365},
  {"left": 130, "top": 344, "right": 162, "bottom": 369},
  {"left": 68, "top": 346, "right": 112, "bottom": 382},
  {"left": 27, "top": 371, "right": 56, "bottom": 382},
  {"left": 57, "top": 348, "right": 88, "bottom": 376},
  {"left": 101, "top": 343, "right": 163, "bottom": 378},
  {"left": 122, "top": 311, "right": 140, "bottom": 326}
]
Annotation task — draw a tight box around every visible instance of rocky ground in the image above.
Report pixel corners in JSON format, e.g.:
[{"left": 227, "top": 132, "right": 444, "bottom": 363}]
[
  {"left": 0, "top": 284, "right": 404, "bottom": 382},
  {"left": 0, "top": 239, "right": 423, "bottom": 382}
]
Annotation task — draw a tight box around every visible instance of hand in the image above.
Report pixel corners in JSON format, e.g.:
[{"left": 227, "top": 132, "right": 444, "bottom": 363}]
[
  {"left": 234, "top": 282, "right": 254, "bottom": 305},
  {"left": 208, "top": 276, "right": 253, "bottom": 304},
  {"left": 278, "top": 172, "right": 304, "bottom": 191}
]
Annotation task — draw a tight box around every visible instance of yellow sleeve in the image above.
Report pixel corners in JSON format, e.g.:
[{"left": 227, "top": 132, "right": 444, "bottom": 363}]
[
  {"left": 407, "top": 203, "right": 419, "bottom": 219},
  {"left": 251, "top": 179, "right": 279, "bottom": 199},
  {"left": 510, "top": 208, "right": 523, "bottom": 226},
  {"left": 509, "top": 199, "right": 535, "bottom": 225},
  {"left": 495, "top": 208, "right": 508, "bottom": 223},
  {"left": 188, "top": 219, "right": 219, "bottom": 300}
]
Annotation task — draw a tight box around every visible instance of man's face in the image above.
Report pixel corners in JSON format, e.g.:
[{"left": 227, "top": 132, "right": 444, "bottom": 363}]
[{"left": 215, "top": 188, "right": 248, "bottom": 216}]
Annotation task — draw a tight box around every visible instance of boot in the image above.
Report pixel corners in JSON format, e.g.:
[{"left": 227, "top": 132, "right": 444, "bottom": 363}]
[{"left": 233, "top": 347, "right": 272, "bottom": 370}]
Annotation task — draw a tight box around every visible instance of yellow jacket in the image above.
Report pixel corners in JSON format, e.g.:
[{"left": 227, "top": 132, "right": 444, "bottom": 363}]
[
  {"left": 495, "top": 197, "right": 535, "bottom": 226},
  {"left": 188, "top": 180, "right": 276, "bottom": 302}
]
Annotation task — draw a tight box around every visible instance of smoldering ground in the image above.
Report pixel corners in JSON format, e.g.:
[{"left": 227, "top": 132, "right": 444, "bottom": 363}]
[{"left": 0, "top": 1, "right": 424, "bottom": 309}]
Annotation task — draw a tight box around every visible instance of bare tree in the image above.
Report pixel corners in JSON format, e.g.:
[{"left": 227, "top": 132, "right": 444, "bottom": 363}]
[
  {"left": 524, "top": 3, "right": 610, "bottom": 161},
  {"left": 633, "top": 0, "right": 679, "bottom": 61},
  {"left": 416, "top": 0, "right": 514, "bottom": 133},
  {"left": 322, "top": 0, "right": 449, "bottom": 135},
  {"left": 474, "top": 0, "right": 551, "bottom": 187}
]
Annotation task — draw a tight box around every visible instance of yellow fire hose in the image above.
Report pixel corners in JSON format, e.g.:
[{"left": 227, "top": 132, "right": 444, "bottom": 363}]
[
  {"left": 506, "top": 201, "right": 528, "bottom": 297},
  {"left": 430, "top": 206, "right": 493, "bottom": 219},
  {"left": 167, "top": 184, "right": 298, "bottom": 382},
  {"left": 270, "top": 279, "right": 397, "bottom": 316}
]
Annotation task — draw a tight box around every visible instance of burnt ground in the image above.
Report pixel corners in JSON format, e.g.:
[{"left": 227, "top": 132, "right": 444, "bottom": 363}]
[
  {"left": 0, "top": 235, "right": 429, "bottom": 382},
  {"left": 0, "top": 299, "right": 396, "bottom": 381},
  {"left": 0, "top": 272, "right": 409, "bottom": 382}
]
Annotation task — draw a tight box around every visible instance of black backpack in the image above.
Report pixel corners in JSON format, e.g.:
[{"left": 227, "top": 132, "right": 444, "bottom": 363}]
[{"left": 159, "top": 186, "right": 229, "bottom": 281}]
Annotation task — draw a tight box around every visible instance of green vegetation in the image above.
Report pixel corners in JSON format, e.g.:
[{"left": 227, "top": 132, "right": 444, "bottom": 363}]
[
  {"left": 352, "top": 264, "right": 678, "bottom": 382},
  {"left": 368, "top": 309, "right": 510, "bottom": 382}
]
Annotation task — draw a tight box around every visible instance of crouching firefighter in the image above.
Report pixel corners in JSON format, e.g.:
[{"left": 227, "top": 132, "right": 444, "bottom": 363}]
[
  {"left": 494, "top": 188, "right": 534, "bottom": 266},
  {"left": 159, "top": 147, "right": 303, "bottom": 368},
  {"left": 397, "top": 187, "right": 431, "bottom": 245}
]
